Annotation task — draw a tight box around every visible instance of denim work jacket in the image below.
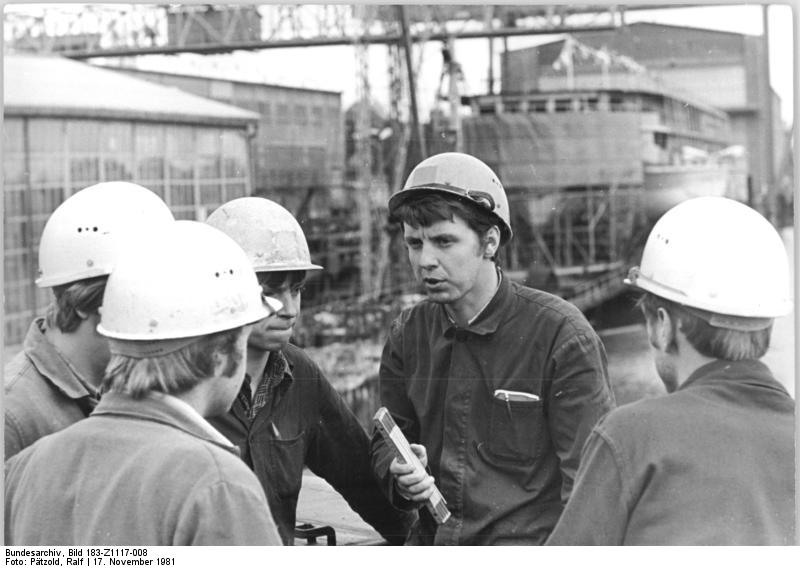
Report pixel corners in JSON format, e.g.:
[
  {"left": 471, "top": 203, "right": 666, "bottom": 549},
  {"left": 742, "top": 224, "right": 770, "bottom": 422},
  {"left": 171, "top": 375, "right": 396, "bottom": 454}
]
[
  {"left": 4, "top": 318, "right": 97, "bottom": 460},
  {"left": 5, "top": 391, "right": 281, "bottom": 545},
  {"left": 371, "top": 275, "right": 616, "bottom": 545},
  {"left": 210, "top": 343, "right": 413, "bottom": 545},
  {"left": 546, "top": 359, "right": 795, "bottom": 545}
]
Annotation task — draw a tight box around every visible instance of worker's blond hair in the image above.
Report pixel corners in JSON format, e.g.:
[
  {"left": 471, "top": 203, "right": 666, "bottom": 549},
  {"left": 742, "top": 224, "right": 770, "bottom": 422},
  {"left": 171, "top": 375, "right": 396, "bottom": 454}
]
[{"left": 102, "top": 327, "right": 244, "bottom": 398}]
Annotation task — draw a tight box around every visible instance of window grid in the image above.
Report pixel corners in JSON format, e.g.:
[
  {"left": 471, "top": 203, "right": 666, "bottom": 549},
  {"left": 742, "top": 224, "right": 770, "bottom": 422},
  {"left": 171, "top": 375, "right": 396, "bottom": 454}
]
[{"left": 3, "top": 117, "right": 252, "bottom": 350}]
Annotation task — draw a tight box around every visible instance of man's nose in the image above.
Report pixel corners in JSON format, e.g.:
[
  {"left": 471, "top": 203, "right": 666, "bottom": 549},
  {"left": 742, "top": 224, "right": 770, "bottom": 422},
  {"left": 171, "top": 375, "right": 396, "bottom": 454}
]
[
  {"left": 271, "top": 289, "right": 299, "bottom": 317},
  {"left": 417, "top": 242, "right": 439, "bottom": 270}
]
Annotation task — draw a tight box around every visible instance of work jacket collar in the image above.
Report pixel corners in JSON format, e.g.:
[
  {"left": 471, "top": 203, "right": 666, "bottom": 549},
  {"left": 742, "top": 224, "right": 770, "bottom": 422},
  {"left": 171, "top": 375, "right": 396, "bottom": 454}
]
[
  {"left": 440, "top": 270, "right": 511, "bottom": 337},
  {"left": 23, "top": 318, "right": 97, "bottom": 401},
  {"left": 680, "top": 358, "right": 789, "bottom": 396},
  {"left": 91, "top": 391, "right": 241, "bottom": 456}
]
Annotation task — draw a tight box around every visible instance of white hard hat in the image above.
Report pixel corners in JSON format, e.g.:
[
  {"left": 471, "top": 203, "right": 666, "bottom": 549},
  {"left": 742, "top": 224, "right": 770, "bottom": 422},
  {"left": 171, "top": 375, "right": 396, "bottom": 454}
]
[
  {"left": 97, "top": 221, "right": 282, "bottom": 342},
  {"left": 206, "top": 197, "right": 322, "bottom": 272},
  {"left": 626, "top": 197, "right": 792, "bottom": 327},
  {"left": 36, "top": 181, "right": 175, "bottom": 287},
  {"left": 388, "top": 152, "right": 513, "bottom": 243}
]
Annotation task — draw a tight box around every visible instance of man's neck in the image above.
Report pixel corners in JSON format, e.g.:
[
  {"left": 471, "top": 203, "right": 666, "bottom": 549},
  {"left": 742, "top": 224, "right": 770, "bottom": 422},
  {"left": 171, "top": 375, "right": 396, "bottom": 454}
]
[
  {"left": 245, "top": 347, "right": 272, "bottom": 393},
  {"left": 671, "top": 335, "right": 718, "bottom": 390},
  {"left": 446, "top": 264, "right": 500, "bottom": 326}
]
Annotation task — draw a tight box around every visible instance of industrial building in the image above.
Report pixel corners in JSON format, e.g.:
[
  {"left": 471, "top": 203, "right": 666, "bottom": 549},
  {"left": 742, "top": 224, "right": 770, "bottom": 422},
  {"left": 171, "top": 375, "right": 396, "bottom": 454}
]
[
  {"left": 103, "top": 66, "right": 346, "bottom": 217},
  {"left": 2, "top": 54, "right": 260, "bottom": 347}
]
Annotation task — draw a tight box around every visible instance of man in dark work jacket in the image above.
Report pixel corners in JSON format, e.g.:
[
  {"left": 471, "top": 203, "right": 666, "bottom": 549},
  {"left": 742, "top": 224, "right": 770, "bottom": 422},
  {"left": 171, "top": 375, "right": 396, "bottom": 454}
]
[
  {"left": 207, "top": 197, "right": 413, "bottom": 545},
  {"left": 371, "top": 152, "right": 616, "bottom": 544}
]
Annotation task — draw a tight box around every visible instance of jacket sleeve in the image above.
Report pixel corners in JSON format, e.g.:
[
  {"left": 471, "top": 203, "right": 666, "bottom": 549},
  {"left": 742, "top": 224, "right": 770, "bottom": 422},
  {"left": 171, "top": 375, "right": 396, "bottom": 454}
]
[
  {"left": 4, "top": 411, "right": 24, "bottom": 460},
  {"left": 547, "top": 330, "right": 616, "bottom": 503},
  {"left": 305, "top": 360, "right": 415, "bottom": 545},
  {"left": 545, "top": 425, "right": 629, "bottom": 545},
  {"left": 369, "top": 314, "right": 422, "bottom": 512},
  {"left": 177, "top": 479, "right": 282, "bottom": 545}
]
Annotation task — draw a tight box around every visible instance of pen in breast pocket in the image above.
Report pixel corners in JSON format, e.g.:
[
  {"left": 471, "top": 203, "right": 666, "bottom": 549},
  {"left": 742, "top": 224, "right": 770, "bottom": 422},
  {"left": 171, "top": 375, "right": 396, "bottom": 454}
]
[
  {"left": 270, "top": 422, "right": 281, "bottom": 439},
  {"left": 493, "top": 389, "right": 540, "bottom": 402}
]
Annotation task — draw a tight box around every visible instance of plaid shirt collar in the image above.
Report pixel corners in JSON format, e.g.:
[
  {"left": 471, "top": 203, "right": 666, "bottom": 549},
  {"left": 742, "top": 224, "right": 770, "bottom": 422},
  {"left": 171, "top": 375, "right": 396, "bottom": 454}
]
[{"left": 238, "top": 350, "right": 293, "bottom": 420}]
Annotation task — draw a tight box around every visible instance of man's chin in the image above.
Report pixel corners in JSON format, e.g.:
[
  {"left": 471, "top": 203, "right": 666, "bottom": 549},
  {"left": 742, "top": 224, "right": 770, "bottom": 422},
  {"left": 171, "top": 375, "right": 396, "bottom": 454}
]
[
  {"left": 423, "top": 290, "right": 454, "bottom": 304},
  {"left": 248, "top": 333, "right": 291, "bottom": 352}
]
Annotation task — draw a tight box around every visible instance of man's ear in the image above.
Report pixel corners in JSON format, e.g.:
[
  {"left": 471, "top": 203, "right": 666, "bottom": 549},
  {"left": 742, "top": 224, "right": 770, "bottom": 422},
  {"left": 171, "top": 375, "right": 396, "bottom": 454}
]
[
  {"left": 75, "top": 309, "right": 91, "bottom": 321},
  {"left": 211, "top": 348, "right": 226, "bottom": 375},
  {"left": 655, "top": 307, "right": 678, "bottom": 350},
  {"left": 483, "top": 226, "right": 501, "bottom": 258}
]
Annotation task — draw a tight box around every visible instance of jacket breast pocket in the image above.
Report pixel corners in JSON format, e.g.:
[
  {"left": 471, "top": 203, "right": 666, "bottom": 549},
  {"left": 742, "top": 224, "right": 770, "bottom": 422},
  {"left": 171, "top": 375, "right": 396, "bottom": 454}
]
[
  {"left": 265, "top": 433, "right": 306, "bottom": 502},
  {"left": 482, "top": 396, "right": 547, "bottom": 463}
]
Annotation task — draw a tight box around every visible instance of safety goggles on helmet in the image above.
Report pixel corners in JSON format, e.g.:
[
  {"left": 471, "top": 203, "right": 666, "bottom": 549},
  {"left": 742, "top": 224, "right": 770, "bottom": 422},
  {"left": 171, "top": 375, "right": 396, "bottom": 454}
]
[{"left": 389, "top": 152, "right": 514, "bottom": 244}]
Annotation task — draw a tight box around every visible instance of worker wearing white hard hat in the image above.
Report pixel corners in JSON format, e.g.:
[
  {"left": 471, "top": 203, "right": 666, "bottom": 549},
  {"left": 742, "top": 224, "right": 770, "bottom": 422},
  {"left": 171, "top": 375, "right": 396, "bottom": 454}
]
[
  {"left": 371, "top": 152, "right": 615, "bottom": 544},
  {"left": 5, "top": 221, "right": 283, "bottom": 545},
  {"left": 4, "top": 181, "right": 175, "bottom": 459},
  {"left": 547, "top": 196, "right": 794, "bottom": 545},
  {"left": 206, "top": 196, "right": 413, "bottom": 545}
]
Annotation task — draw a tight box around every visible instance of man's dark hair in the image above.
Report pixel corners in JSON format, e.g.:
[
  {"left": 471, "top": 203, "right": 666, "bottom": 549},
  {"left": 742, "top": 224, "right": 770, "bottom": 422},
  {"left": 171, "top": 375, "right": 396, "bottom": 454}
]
[
  {"left": 391, "top": 193, "right": 500, "bottom": 261},
  {"left": 638, "top": 292, "right": 772, "bottom": 361},
  {"left": 46, "top": 276, "right": 107, "bottom": 333}
]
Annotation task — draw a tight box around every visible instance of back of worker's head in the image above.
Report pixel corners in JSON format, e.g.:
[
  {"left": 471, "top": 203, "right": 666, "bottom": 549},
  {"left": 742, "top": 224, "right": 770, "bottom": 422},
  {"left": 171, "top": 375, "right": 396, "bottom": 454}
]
[
  {"left": 637, "top": 292, "right": 773, "bottom": 361},
  {"left": 388, "top": 153, "right": 513, "bottom": 260},
  {"left": 45, "top": 277, "right": 107, "bottom": 333},
  {"left": 626, "top": 196, "right": 791, "bottom": 361},
  {"left": 37, "top": 181, "right": 174, "bottom": 333},
  {"left": 98, "top": 221, "right": 280, "bottom": 399}
]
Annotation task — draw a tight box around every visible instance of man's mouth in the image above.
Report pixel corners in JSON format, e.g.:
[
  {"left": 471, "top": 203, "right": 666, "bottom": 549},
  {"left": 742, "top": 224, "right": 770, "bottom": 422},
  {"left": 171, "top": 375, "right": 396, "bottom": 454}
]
[{"left": 423, "top": 277, "right": 445, "bottom": 287}]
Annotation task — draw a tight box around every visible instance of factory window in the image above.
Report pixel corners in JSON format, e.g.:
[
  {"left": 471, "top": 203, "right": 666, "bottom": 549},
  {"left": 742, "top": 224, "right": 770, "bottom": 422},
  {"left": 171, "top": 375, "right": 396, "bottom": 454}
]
[
  {"left": 259, "top": 101, "right": 272, "bottom": 123},
  {"left": 654, "top": 132, "right": 668, "bottom": 149},
  {"left": 197, "top": 129, "right": 222, "bottom": 178},
  {"left": 221, "top": 131, "right": 248, "bottom": 180},
  {"left": 3, "top": 118, "right": 26, "bottom": 186},
  {"left": 101, "top": 122, "right": 134, "bottom": 181},
  {"left": 28, "top": 120, "right": 66, "bottom": 185},
  {"left": 200, "top": 182, "right": 223, "bottom": 206},
  {"left": 277, "top": 103, "right": 290, "bottom": 124},
  {"left": 167, "top": 129, "right": 195, "bottom": 180},
  {"left": 554, "top": 98, "right": 572, "bottom": 112},
  {"left": 295, "top": 105, "right": 308, "bottom": 125},
  {"left": 529, "top": 100, "right": 548, "bottom": 113},
  {"left": 311, "top": 106, "right": 324, "bottom": 127},
  {"left": 136, "top": 124, "right": 166, "bottom": 183}
]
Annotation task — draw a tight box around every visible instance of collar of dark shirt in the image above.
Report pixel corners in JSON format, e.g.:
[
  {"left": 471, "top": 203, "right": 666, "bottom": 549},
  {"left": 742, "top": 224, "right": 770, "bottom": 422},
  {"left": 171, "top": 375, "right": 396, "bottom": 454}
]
[
  {"left": 441, "top": 269, "right": 511, "bottom": 337},
  {"left": 238, "top": 349, "right": 294, "bottom": 410}
]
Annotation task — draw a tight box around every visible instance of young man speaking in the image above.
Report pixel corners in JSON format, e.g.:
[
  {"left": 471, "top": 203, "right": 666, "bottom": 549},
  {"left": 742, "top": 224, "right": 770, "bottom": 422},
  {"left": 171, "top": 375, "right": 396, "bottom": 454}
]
[{"left": 370, "top": 152, "right": 616, "bottom": 545}]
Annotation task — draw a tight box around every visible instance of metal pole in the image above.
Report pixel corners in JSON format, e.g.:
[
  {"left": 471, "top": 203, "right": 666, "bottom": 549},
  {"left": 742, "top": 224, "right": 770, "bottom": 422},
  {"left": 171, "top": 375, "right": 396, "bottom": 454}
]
[
  {"left": 397, "top": 5, "right": 426, "bottom": 160},
  {"left": 761, "top": 4, "right": 776, "bottom": 222}
]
